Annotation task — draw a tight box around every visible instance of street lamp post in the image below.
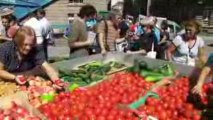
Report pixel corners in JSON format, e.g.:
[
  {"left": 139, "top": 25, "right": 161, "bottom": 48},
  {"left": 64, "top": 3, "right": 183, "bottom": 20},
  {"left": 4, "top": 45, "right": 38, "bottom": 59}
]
[{"left": 146, "top": 0, "right": 151, "bottom": 16}]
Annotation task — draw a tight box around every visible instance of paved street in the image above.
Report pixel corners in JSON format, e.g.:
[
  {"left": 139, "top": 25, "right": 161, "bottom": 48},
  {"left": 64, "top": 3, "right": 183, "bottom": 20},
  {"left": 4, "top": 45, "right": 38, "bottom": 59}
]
[{"left": 201, "top": 35, "right": 213, "bottom": 55}]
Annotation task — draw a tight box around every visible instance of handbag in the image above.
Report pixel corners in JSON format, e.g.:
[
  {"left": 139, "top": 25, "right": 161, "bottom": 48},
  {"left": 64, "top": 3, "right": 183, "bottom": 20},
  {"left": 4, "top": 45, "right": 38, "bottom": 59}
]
[
  {"left": 87, "top": 31, "right": 101, "bottom": 54},
  {"left": 88, "top": 20, "right": 109, "bottom": 54}
]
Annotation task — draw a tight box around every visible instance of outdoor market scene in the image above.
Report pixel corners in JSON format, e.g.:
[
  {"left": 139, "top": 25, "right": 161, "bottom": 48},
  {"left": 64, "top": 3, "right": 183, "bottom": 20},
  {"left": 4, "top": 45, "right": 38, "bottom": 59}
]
[{"left": 0, "top": 0, "right": 212, "bottom": 120}]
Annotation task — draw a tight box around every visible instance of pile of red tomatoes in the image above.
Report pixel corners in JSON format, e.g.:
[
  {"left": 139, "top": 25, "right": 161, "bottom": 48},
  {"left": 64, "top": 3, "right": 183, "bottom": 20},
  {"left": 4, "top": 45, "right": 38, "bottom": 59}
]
[
  {"left": 139, "top": 77, "right": 201, "bottom": 120},
  {"left": 39, "top": 72, "right": 207, "bottom": 120},
  {"left": 40, "top": 73, "right": 153, "bottom": 120}
]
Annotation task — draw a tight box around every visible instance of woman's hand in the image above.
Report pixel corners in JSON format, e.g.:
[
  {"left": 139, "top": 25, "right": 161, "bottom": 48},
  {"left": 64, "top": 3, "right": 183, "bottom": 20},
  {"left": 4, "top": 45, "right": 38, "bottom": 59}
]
[
  {"left": 53, "top": 79, "right": 67, "bottom": 90},
  {"left": 15, "top": 75, "right": 27, "bottom": 85},
  {"left": 192, "top": 83, "right": 205, "bottom": 97},
  {"left": 101, "top": 49, "right": 107, "bottom": 55}
]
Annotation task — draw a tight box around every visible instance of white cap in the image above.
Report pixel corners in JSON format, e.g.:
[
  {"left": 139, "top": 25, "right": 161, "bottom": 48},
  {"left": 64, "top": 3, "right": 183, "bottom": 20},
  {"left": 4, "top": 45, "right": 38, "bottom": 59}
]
[{"left": 0, "top": 7, "right": 14, "bottom": 17}]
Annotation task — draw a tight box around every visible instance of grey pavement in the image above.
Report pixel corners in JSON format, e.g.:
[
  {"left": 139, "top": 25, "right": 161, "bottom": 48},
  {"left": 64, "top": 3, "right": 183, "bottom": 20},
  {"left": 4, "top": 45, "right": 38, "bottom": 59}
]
[
  {"left": 48, "top": 38, "right": 69, "bottom": 61},
  {"left": 201, "top": 35, "right": 213, "bottom": 55}
]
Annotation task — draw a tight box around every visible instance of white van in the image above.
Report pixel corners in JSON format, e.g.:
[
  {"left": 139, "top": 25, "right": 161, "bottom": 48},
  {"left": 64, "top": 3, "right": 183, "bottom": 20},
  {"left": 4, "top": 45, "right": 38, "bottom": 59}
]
[{"left": 167, "top": 20, "right": 182, "bottom": 40}]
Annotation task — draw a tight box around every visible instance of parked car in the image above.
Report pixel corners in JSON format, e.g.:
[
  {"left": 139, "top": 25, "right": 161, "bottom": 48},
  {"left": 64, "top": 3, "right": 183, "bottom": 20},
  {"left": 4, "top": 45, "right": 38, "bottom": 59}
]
[
  {"left": 167, "top": 20, "right": 182, "bottom": 40},
  {"left": 155, "top": 17, "right": 182, "bottom": 40}
]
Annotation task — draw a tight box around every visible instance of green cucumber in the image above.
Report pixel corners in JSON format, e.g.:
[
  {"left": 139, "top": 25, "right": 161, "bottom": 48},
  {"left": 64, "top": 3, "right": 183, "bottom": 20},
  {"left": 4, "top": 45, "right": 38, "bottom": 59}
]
[
  {"left": 140, "top": 70, "right": 164, "bottom": 77},
  {"left": 166, "top": 64, "right": 175, "bottom": 76},
  {"left": 145, "top": 75, "right": 165, "bottom": 82}
]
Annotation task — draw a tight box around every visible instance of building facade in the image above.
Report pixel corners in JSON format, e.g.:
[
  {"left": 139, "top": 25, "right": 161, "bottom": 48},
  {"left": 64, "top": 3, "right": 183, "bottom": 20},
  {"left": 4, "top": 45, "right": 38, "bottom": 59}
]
[{"left": 45, "top": 0, "right": 109, "bottom": 24}]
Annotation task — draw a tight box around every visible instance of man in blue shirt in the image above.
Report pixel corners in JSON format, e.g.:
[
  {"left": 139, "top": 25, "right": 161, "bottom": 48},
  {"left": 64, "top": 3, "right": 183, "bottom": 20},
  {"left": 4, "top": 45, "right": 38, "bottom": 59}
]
[{"left": 152, "top": 17, "right": 161, "bottom": 43}]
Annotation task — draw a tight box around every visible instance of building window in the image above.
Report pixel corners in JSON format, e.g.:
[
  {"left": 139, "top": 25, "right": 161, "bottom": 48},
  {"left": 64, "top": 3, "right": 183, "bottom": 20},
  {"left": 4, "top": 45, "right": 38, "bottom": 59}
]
[
  {"left": 68, "top": 0, "right": 84, "bottom": 7},
  {"left": 69, "top": 0, "right": 83, "bottom": 3}
]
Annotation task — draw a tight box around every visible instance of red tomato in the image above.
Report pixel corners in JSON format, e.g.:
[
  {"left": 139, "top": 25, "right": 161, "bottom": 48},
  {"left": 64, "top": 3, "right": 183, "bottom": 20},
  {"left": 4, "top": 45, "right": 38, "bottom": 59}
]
[
  {"left": 193, "top": 114, "right": 201, "bottom": 120},
  {"left": 147, "top": 98, "right": 157, "bottom": 106},
  {"left": 184, "top": 110, "right": 192, "bottom": 118},
  {"left": 156, "top": 105, "right": 163, "bottom": 112},
  {"left": 203, "top": 84, "right": 208, "bottom": 92},
  {"left": 163, "top": 103, "right": 169, "bottom": 109},
  {"left": 107, "top": 115, "right": 115, "bottom": 120},
  {"left": 185, "top": 103, "right": 193, "bottom": 111},
  {"left": 84, "top": 108, "right": 93, "bottom": 116},
  {"left": 96, "top": 116, "right": 106, "bottom": 120},
  {"left": 158, "top": 111, "right": 167, "bottom": 120},
  {"left": 101, "top": 109, "right": 108, "bottom": 116}
]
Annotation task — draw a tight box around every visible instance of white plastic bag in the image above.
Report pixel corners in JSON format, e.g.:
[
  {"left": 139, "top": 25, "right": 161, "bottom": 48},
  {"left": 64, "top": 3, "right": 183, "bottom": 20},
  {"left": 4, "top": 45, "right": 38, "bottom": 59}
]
[
  {"left": 146, "top": 43, "right": 157, "bottom": 59},
  {"left": 88, "top": 31, "right": 97, "bottom": 44},
  {"left": 115, "top": 38, "right": 128, "bottom": 52}
]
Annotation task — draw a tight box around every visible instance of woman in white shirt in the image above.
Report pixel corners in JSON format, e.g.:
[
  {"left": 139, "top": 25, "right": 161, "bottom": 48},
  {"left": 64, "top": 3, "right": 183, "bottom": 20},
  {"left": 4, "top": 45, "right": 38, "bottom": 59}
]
[{"left": 166, "top": 20, "right": 207, "bottom": 66}]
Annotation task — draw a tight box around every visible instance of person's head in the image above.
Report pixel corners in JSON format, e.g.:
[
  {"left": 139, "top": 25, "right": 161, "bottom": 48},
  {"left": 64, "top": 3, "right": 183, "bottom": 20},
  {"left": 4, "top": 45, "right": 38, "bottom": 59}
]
[
  {"left": 1, "top": 15, "right": 10, "bottom": 28},
  {"left": 27, "top": 13, "right": 36, "bottom": 20},
  {"left": 143, "top": 25, "right": 154, "bottom": 33},
  {"left": 14, "top": 26, "right": 36, "bottom": 55},
  {"left": 119, "top": 21, "right": 129, "bottom": 38},
  {"left": 141, "top": 17, "right": 155, "bottom": 33},
  {"left": 161, "top": 20, "right": 168, "bottom": 31},
  {"left": 184, "top": 20, "right": 201, "bottom": 39},
  {"left": 108, "top": 10, "right": 122, "bottom": 28},
  {"left": 36, "top": 8, "right": 46, "bottom": 19},
  {"left": 8, "top": 15, "right": 18, "bottom": 26},
  {"left": 79, "top": 4, "right": 97, "bottom": 20}
]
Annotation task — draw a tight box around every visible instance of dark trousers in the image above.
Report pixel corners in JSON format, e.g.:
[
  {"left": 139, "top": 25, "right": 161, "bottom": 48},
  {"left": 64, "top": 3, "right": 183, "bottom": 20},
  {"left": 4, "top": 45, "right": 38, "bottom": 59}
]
[{"left": 37, "top": 42, "right": 48, "bottom": 61}]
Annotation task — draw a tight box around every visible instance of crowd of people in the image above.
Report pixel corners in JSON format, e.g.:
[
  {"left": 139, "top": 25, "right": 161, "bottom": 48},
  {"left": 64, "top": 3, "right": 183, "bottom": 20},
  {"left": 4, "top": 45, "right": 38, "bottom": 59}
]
[
  {"left": 67, "top": 5, "right": 209, "bottom": 66},
  {"left": 0, "top": 5, "right": 212, "bottom": 97}
]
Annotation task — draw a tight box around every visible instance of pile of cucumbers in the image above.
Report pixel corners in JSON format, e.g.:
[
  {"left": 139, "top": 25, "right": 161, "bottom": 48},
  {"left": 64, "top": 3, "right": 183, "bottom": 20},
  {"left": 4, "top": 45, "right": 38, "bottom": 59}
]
[
  {"left": 60, "top": 61, "right": 126, "bottom": 86},
  {"left": 128, "top": 59, "right": 175, "bottom": 82}
]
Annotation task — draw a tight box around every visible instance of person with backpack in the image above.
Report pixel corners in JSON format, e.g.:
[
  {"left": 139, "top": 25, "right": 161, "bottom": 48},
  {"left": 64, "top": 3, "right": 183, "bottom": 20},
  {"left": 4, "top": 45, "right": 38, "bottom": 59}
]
[{"left": 97, "top": 10, "right": 122, "bottom": 54}]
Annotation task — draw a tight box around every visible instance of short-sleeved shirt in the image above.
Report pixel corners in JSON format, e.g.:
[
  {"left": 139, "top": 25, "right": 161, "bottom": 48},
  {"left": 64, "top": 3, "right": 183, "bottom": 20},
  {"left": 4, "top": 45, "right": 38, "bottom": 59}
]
[
  {"left": 0, "top": 41, "right": 45, "bottom": 73},
  {"left": 7, "top": 25, "right": 20, "bottom": 38},
  {"left": 24, "top": 17, "right": 44, "bottom": 45},
  {"left": 154, "top": 27, "right": 161, "bottom": 43},
  {"left": 97, "top": 20, "right": 119, "bottom": 51},
  {"left": 68, "top": 17, "right": 89, "bottom": 57},
  {"left": 172, "top": 35, "right": 205, "bottom": 64},
  {"left": 39, "top": 17, "right": 52, "bottom": 40},
  {"left": 68, "top": 17, "right": 87, "bottom": 43}
]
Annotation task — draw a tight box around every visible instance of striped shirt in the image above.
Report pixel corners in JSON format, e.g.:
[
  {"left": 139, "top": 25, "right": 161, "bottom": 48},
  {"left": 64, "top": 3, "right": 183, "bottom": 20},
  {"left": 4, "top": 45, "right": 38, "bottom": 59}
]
[{"left": 97, "top": 21, "right": 119, "bottom": 51}]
